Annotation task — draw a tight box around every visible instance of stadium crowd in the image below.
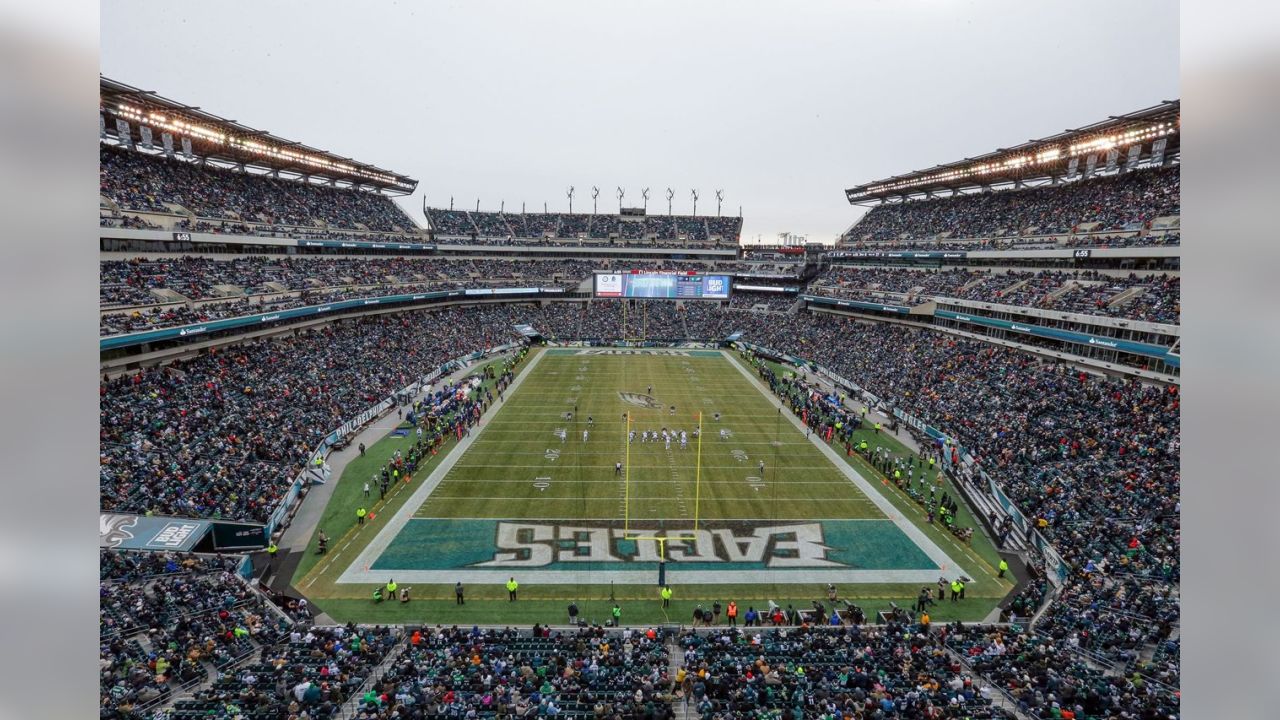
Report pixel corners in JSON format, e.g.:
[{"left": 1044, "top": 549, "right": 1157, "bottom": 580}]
[
  {"left": 100, "top": 144, "right": 413, "bottom": 231},
  {"left": 426, "top": 207, "right": 742, "bottom": 244},
  {"left": 847, "top": 166, "right": 1179, "bottom": 242},
  {"left": 349, "top": 625, "right": 675, "bottom": 719},
  {"left": 99, "top": 306, "right": 531, "bottom": 522},
  {"left": 100, "top": 549, "right": 290, "bottom": 718},
  {"left": 811, "top": 266, "right": 1180, "bottom": 324},
  {"left": 168, "top": 625, "right": 401, "bottom": 720},
  {"left": 100, "top": 256, "right": 597, "bottom": 307}
]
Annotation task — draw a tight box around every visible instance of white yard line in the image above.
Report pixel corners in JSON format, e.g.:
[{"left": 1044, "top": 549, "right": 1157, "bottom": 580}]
[
  {"left": 335, "top": 349, "right": 548, "bottom": 584},
  {"left": 721, "top": 350, "right": 968, "bottom": 581}
]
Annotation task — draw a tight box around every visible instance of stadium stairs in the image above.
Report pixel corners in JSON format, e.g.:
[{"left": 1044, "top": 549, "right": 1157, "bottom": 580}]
[{"left": 941, "top": 644, "right": 1032, "bottom": 720}]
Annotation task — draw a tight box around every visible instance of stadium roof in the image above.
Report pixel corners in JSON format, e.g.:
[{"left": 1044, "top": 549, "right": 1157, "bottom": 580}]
[
  {"left": 100, "top": 76, "right": 417, "bottom": 195},
  {"left": 844, "top": 100, "right": 1179, "bottom": 205}
]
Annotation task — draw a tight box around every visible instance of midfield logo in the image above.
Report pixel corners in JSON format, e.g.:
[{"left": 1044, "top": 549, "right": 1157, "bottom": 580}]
[
  {"left": 471, "top": 521, "right": 845, "bottom": 568},
  {"left": 619, "top": 392, "right": 662, "bottom": 408}
]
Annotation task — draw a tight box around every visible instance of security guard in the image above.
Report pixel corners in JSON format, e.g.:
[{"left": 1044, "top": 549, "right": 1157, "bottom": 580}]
[
  {"left": 998, "top": 559, "right": 1009, "bottom": 578},
  {"left": 266, "top": 542, "right": 278, "bottom": 567},
  {"left": 726, "top": 601, "right": 738, "bottom": 626},
  {"left": 950, "top": 578, "right": 962, "bottom": 602},
  {"left": 506, "top": 577, "right": 519, "bottom": 602},
  {"left": 356, "top": 507, "right": 367, "bottom": 525},
  {"left": 611, "top": 603, "right": 622, "bottom": 625},
  {"left": 660, "top": 586, "right": 673, "bottom": 608},
  {"left": 385, "top": 578, "right": 397, "bottom": 599},
  {"left": 875, "top": 422, "right": 881, "bottom": 435}
]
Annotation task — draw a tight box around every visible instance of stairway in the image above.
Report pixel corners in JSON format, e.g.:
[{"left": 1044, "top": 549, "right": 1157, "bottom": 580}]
[
  {"left": 667, "top": 634, "right": 699, "bottom": 720},
  {"left": 338, "top": 635, "right": 407, "bottom": 718},
  {"left": 942, "top": 645, "right": 1032, "bottom": 720}
]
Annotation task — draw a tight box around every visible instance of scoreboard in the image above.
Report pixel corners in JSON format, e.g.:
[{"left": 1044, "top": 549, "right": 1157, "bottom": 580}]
[{"left": 594, "top": 271, "right": 731, "bottom": 300}]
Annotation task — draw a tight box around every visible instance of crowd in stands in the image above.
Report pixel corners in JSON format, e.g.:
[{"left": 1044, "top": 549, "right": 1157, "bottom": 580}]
[
  {"left": 679, "top": 624, "right": 1014, "bottom": 719},
  {"left": 728, "top": 290, "right": 796, "bottom": 312},
  {"left": 811, "top": 266, "right": 1180, "bottom": 324},
  {"left": 100, "top": 306, "right": 530, "bottom": 522},
  {"left": 352, "top": 625, "right": 674, "bottom": 719},
  {"left": 99, "top": 144, "right": 413, "bottom": 231},
  {"left": 100, "top": 549, "right": 290, "bottom": 718},
  {"left": 948, "top": 623, "right": 1180, "bottom": 718},
  {"left": 100, "top": 255, "right": 598, "bottom": 307},
  {"left": 169, "top": 625, "right": 401, "bottom": 720},
  {"left": 96, "top": 302, "right": 1179, "bottom": 717},
  {"left": 847, "top": 166, "right": 1180, "bottom": 242},
  {"left": 426, "top": 207, "right": 742, "bottom": 244}
]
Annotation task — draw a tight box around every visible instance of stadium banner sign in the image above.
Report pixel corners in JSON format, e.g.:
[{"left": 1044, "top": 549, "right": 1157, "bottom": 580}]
[
  {"left": 801, "top": 294, "right": 911, "bottom": 315},
  {"left": 100, "top": 513, "right": 212, "bottom": 552},
  {"left": 732, "top": 281, "right": 798, "bottom": 289},
  {"left": 100, "top": 288, "right": 559, "bottom": 350},
  {"left": 934, "top": 310, "right": 1180, "bottom": 366},
  {"left": 1031, "top": 531, "right": 1071, "bottom": 585},
  {"left": 985, "top": 474, "right": 1030, "bottom": 536},
  {"left": 297, "top": 239, "right": 436, "bottom": 252},
  {"left": 825, "top": 250, "right": 967, "bottom": 260},
  {"left": 210, "top": 521, "right": 268, "bottom": 550}
]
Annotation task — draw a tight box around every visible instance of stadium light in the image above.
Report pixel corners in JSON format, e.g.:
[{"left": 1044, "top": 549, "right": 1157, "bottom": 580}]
[
  {"left": 861, "top": 119, "right": 1177, "bottom": 196},
  {"left": 690, "top": 189, "right": 699, "bottom": 216},
  {"left": 567, "top": 186, "right": 575, "bottom": 214},
  {"left": 666, "top": 188, "right": 674, "bottom": 216},
  {"left": 715, "top": 189, "right": 724, "bottom": 217},
  {"left": 111, "top": 102, "right": 404, "bottom": 188},
  {"left": 617, "top": 186, "right": 625, "bottom": 212},
  {"left": 591, "top": 186, "right": 599, "bottom": 215},
  {"left": 641, "top": 187, "right": 650, "bottom": 211}
]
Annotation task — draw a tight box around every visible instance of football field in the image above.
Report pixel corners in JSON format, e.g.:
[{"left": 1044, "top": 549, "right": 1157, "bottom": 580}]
[{"left": 295, "top": 347, "right": 1012, "bottom": 624}]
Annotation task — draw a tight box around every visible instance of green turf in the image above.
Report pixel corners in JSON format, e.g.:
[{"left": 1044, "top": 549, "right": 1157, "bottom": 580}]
[{"left": 296, "top": 347, "right": 1014, "bottom": 623}]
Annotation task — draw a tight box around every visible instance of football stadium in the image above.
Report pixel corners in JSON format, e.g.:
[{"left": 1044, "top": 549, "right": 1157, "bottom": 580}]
[{"left": 98, "top": 8, "right": 1181, "bottom": 720}]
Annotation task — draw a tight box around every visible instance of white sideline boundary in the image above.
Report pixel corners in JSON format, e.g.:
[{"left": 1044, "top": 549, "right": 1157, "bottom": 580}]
[{"left": 336, "top": 348, "right": 965, "bottom": 586}]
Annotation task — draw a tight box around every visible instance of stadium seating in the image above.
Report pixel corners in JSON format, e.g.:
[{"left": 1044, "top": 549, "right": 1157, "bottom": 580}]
[
  {"left": 811, "top": 267, "right": 1180, "bottom": 324},
  {"left": 846, "top": 166, "right": 1179, "bottom": 242},
  {"left": 365, "top": 626, "right": 674, "bottom": 719},
  {"left": 425, "top": 206, "right": 742, "bottom": 246},
  {"left": 99, "top": 145, "right": 414, "bottom": 232},
  {"left": 99, "top": 549, "right": 288, "bottom": 719},
  {"left": 99, "top": 307, "right": 531, "bottom": 522}
]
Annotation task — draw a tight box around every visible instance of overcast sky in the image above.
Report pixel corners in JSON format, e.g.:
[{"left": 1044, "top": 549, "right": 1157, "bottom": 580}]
[{"left": 101, "top": 0, "right": 1178, "bottom": 243}]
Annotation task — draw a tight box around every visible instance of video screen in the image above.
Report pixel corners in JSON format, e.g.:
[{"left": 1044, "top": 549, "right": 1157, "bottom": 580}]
[{"left": 594, "top": 272, "right": 731, "bottom": 300}]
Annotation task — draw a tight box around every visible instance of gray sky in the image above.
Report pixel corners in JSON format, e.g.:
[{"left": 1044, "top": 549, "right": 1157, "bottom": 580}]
[{"left": 101, "top": 0, "right": 1178, "bottom": 244}]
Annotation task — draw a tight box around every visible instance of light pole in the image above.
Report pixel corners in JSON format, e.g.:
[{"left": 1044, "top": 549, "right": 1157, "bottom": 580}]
[
  {"left": 591, "top": 186, "right": 600, "bottom": 215},
  {"left": 715, "top": 189, "right": 724, "bottom": 217},
  {"left": 690, "top": 189, "right": 699, "bottom": 216},
  {"left": 666, "top": 188, "right": 674, "bottom": 216},
  {"left": 567, "top": 186, "right": 575, "bottom": 214},
  {"left": 617, "top": 186, "right": 625, "bottom": 212},
  {"left": 642, "top": 188, "right": 650, "bottom": 212}
]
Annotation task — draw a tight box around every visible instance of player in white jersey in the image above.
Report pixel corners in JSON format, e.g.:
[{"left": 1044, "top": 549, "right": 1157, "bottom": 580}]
[
  {"left": 680, "top": 431, "right": 688, "bottom": 450},
  {"left": 583, "top": 429, "right": 589, "bottom": 442},
  {"left": 629, "top": 430, "right": 636, "bottom": 443}
]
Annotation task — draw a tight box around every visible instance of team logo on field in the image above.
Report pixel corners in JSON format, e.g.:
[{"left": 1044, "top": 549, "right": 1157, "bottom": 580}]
[
  {"left": 472, "top": 521, "right": 842, "bottom": 568},
  {"left": 619, "top": 392, "right": 662, "bottom": 408}
]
